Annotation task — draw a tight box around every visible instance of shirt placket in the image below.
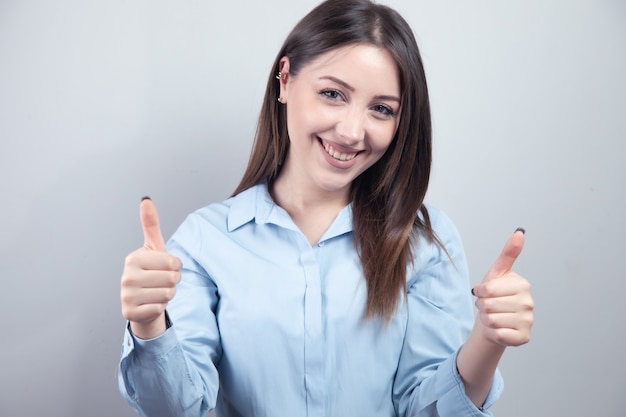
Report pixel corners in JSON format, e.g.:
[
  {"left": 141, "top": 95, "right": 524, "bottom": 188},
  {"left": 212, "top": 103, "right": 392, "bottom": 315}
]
[{"left": 300, "top": 243, "right": 325, "bottom": 416}]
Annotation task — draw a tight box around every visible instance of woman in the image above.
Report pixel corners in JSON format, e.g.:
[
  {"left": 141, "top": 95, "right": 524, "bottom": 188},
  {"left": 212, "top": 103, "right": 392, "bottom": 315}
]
[{"left": 119, "top": 1, "right": 534, "bottom": 416}]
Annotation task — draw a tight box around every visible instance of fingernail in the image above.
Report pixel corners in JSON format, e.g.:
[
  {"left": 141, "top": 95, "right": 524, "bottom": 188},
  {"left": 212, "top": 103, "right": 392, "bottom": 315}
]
[
  {"left": 515, "top": 227, "right": 526, "bottom": 235},
  {"left": 141, "top": 196, "right": 151, "bottom": 201},
  {"left": 471, "top": 287, "right": 476, "bottom": 296}
]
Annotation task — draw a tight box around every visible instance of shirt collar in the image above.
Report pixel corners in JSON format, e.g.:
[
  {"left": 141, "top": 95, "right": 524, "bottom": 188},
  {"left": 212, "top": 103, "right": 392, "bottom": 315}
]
[{"left": 227, "top": 183, "right": 353, "bottom": 241}]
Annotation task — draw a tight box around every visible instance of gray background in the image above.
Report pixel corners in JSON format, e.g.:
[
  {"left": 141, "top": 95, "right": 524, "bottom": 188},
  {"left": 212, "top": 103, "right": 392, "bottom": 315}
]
[{"left": 1, "top": 0, "right": 624, "bottom": 416}]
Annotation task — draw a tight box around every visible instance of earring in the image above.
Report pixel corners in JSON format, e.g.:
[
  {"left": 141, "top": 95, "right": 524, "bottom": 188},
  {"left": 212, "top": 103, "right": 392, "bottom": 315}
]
[
  {"left": 277, "top": 97, "right": 284, "bottom": 103},
  {"left": 275, "top": 71, "right": 285, "bottom": 80}
]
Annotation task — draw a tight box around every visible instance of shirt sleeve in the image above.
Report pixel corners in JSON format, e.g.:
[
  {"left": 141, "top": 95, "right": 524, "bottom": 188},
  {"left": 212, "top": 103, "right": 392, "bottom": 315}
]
[
  {"left": 118, "top": 213, "right": 222, "bottom": 417},
  {"left": 392, "top": 208, "right": 504, "bottom": 417}
]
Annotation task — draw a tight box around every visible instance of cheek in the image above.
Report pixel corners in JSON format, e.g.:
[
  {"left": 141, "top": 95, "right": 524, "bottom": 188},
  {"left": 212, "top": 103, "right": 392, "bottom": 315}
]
[
  {"left": 287, "top": 96, "right": 331, "bottom": 136},
  {"left": 370, "top": 125, "right": 397, "bottom": 154}
]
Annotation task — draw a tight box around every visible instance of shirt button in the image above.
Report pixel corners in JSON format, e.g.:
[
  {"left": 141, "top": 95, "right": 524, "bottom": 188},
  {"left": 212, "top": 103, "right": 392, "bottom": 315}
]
[{"left": 318, "top": 241, "right": 325, "bottom": 247}]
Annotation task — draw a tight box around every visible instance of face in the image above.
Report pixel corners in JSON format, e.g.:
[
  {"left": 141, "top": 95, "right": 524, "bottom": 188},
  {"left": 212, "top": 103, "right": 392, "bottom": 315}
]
[{"left": 277, "top": 43, "right": 401, "bottom": 199}]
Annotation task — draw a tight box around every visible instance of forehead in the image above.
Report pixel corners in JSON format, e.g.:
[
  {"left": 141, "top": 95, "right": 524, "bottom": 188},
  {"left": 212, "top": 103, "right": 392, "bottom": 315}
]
[{"left": 298, "top": 44, "right": 400, "bottom": 94}]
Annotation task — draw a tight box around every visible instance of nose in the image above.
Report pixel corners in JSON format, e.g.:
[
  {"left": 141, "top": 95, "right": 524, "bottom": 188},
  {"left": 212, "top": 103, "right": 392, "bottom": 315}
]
[{"left": 336, "top": 106, "right": 365, "bottom": 145}]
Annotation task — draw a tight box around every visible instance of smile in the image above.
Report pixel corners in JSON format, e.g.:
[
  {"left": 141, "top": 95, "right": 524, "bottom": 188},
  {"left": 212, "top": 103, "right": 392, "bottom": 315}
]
[{"left": 322, "top": 142, "right": 359, "bottom": 161}]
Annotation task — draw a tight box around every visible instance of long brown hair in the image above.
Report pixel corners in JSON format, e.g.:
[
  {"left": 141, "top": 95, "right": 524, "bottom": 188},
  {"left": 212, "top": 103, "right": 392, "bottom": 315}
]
[{"left": 233, "top": 0, "right": 440, "bottom": 320}]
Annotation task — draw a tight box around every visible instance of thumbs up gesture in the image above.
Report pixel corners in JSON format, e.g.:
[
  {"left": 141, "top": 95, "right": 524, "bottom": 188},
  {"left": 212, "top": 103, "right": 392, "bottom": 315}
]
[
  {"left": 471, "top": 229, "right": 534, "bottom": 347},
  {"left": 121, "top": 198, "right": 182, "bottom": 340}
]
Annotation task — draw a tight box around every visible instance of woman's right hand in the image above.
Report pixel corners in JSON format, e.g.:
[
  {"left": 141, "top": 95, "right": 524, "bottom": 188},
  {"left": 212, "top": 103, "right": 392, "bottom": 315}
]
[{"left": 121, "top": 198, "right": 182, "bottom": 340}]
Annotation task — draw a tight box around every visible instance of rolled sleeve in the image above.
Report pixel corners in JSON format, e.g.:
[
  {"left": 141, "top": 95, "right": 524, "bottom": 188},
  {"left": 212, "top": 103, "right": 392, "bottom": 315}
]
[
  {"left": 118, "top": 323, "right": 210, "bottom": 417},
  {"left": 434, "top": 348, "right": 503, "bottom": 416}
]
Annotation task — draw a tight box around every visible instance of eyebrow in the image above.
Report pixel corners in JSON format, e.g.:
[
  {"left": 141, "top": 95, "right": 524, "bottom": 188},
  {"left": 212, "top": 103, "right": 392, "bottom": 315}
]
[{"left": 319, "top": 75, "right": 400, "bottom": 102}]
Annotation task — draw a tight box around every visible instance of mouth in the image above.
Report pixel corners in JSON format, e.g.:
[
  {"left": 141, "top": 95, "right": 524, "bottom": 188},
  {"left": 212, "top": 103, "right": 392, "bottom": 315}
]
[{"left": 320, "top": 139, "right": 360, "bottom": 161}]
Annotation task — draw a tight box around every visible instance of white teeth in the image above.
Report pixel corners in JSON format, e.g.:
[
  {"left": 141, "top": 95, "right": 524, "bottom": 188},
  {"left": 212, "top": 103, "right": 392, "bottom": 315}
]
[{"left": 323, "top": 142, "right": 357, "bottom": 161}]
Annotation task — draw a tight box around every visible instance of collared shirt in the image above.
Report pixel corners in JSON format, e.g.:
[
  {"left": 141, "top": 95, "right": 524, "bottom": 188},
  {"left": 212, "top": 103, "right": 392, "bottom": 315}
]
[{"left": 118, "top": 183, "right": 503, "bottom": 417}]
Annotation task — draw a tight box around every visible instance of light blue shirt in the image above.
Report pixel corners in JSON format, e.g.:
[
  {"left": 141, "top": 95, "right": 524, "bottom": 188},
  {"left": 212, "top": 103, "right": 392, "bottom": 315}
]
[{"left": 118, "top": 183, "right": 503, "bottom": 417}]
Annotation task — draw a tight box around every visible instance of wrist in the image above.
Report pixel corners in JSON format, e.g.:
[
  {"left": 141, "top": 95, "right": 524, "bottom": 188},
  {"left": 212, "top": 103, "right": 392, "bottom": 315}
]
[
  {"left": 130, "top": 312, "right": 168, "bottom": 340},
  {"left": 471, "top": 317, "right": 508, "bottom": 350}
]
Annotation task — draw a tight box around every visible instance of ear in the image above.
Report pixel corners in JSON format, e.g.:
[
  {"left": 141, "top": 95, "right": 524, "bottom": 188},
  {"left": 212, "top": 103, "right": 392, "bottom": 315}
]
[{"left": 278, "top": 56, "right": 290, "bottom": 103}]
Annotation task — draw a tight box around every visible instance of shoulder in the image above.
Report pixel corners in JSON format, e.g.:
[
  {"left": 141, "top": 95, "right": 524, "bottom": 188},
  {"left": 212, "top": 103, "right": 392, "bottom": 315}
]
[
  {"left": 185, "top": 184, "right": 263, "bottom": 229},
  {"left": 167, "top": 184, "right": 263, "bottom": 250},
  {"left": 419, "top": 204, "right": 463, "bottom": 248},
  {"left": 408, "top": 205, "right": 467, "bottom": 280},
  {"left": 406, "top": 206, "right": 471, "bottom": 307}
]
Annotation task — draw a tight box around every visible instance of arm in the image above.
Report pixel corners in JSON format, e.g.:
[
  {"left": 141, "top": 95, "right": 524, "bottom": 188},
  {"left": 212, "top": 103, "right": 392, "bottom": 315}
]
[
  {"left": 393, "top": 208, "right": 505, "bottom": 417},
  {"left": 457, "top": 230, "right": 534, "bottom": 407},
  {"left": 118, "top": 203, "right": 221, "bottom": 417}
]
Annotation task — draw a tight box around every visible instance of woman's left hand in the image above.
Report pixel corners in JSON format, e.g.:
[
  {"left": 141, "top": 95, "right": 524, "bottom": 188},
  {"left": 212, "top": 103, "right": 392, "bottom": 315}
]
[{"left": 471, "top": 229, "right": 534, "bottom": 347}]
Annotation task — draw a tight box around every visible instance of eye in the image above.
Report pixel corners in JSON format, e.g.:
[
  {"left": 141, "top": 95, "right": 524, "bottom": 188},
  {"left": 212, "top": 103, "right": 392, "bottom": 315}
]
[
  {"left": 320, "top": 89, "right": 343, "bottom": 101},
  {"left": 372, "top": 104, "right": 396, "bottom": 118}
]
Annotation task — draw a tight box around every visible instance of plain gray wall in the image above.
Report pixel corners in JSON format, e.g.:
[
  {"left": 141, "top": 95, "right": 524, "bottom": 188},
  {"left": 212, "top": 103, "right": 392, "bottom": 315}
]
[{"left": 1, "top": 1, "right": 624, "bottom": 416}]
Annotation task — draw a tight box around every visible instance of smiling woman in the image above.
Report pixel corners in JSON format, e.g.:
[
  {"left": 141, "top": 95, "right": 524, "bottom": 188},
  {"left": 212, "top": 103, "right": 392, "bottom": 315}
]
[
  {"left": 233, "top": 0, "right": 437, "bottom": 323},
  {"left": 271, "top": 44, "right": 401, "bottom": 245},
  {"left": 117, "top": 1, "right": 534, "bottom": 416}
]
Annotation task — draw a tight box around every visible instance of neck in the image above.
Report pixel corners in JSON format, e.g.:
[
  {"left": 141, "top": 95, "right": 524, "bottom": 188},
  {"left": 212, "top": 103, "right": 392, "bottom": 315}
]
[
  {"left": 270, "top": 166, "right": 349, "bottom": 246},
  {"left": 271, "top": 162, "right": 349, "bottom": 214}
]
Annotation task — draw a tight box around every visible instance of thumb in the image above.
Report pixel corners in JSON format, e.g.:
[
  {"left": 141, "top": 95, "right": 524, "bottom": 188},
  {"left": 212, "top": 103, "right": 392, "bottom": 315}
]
[
  {"left": 139, "top": 197, "right": 167, "bottom": 252},
  {"left": 483, "top": 228, "right": 525, "bottom": 282}
]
